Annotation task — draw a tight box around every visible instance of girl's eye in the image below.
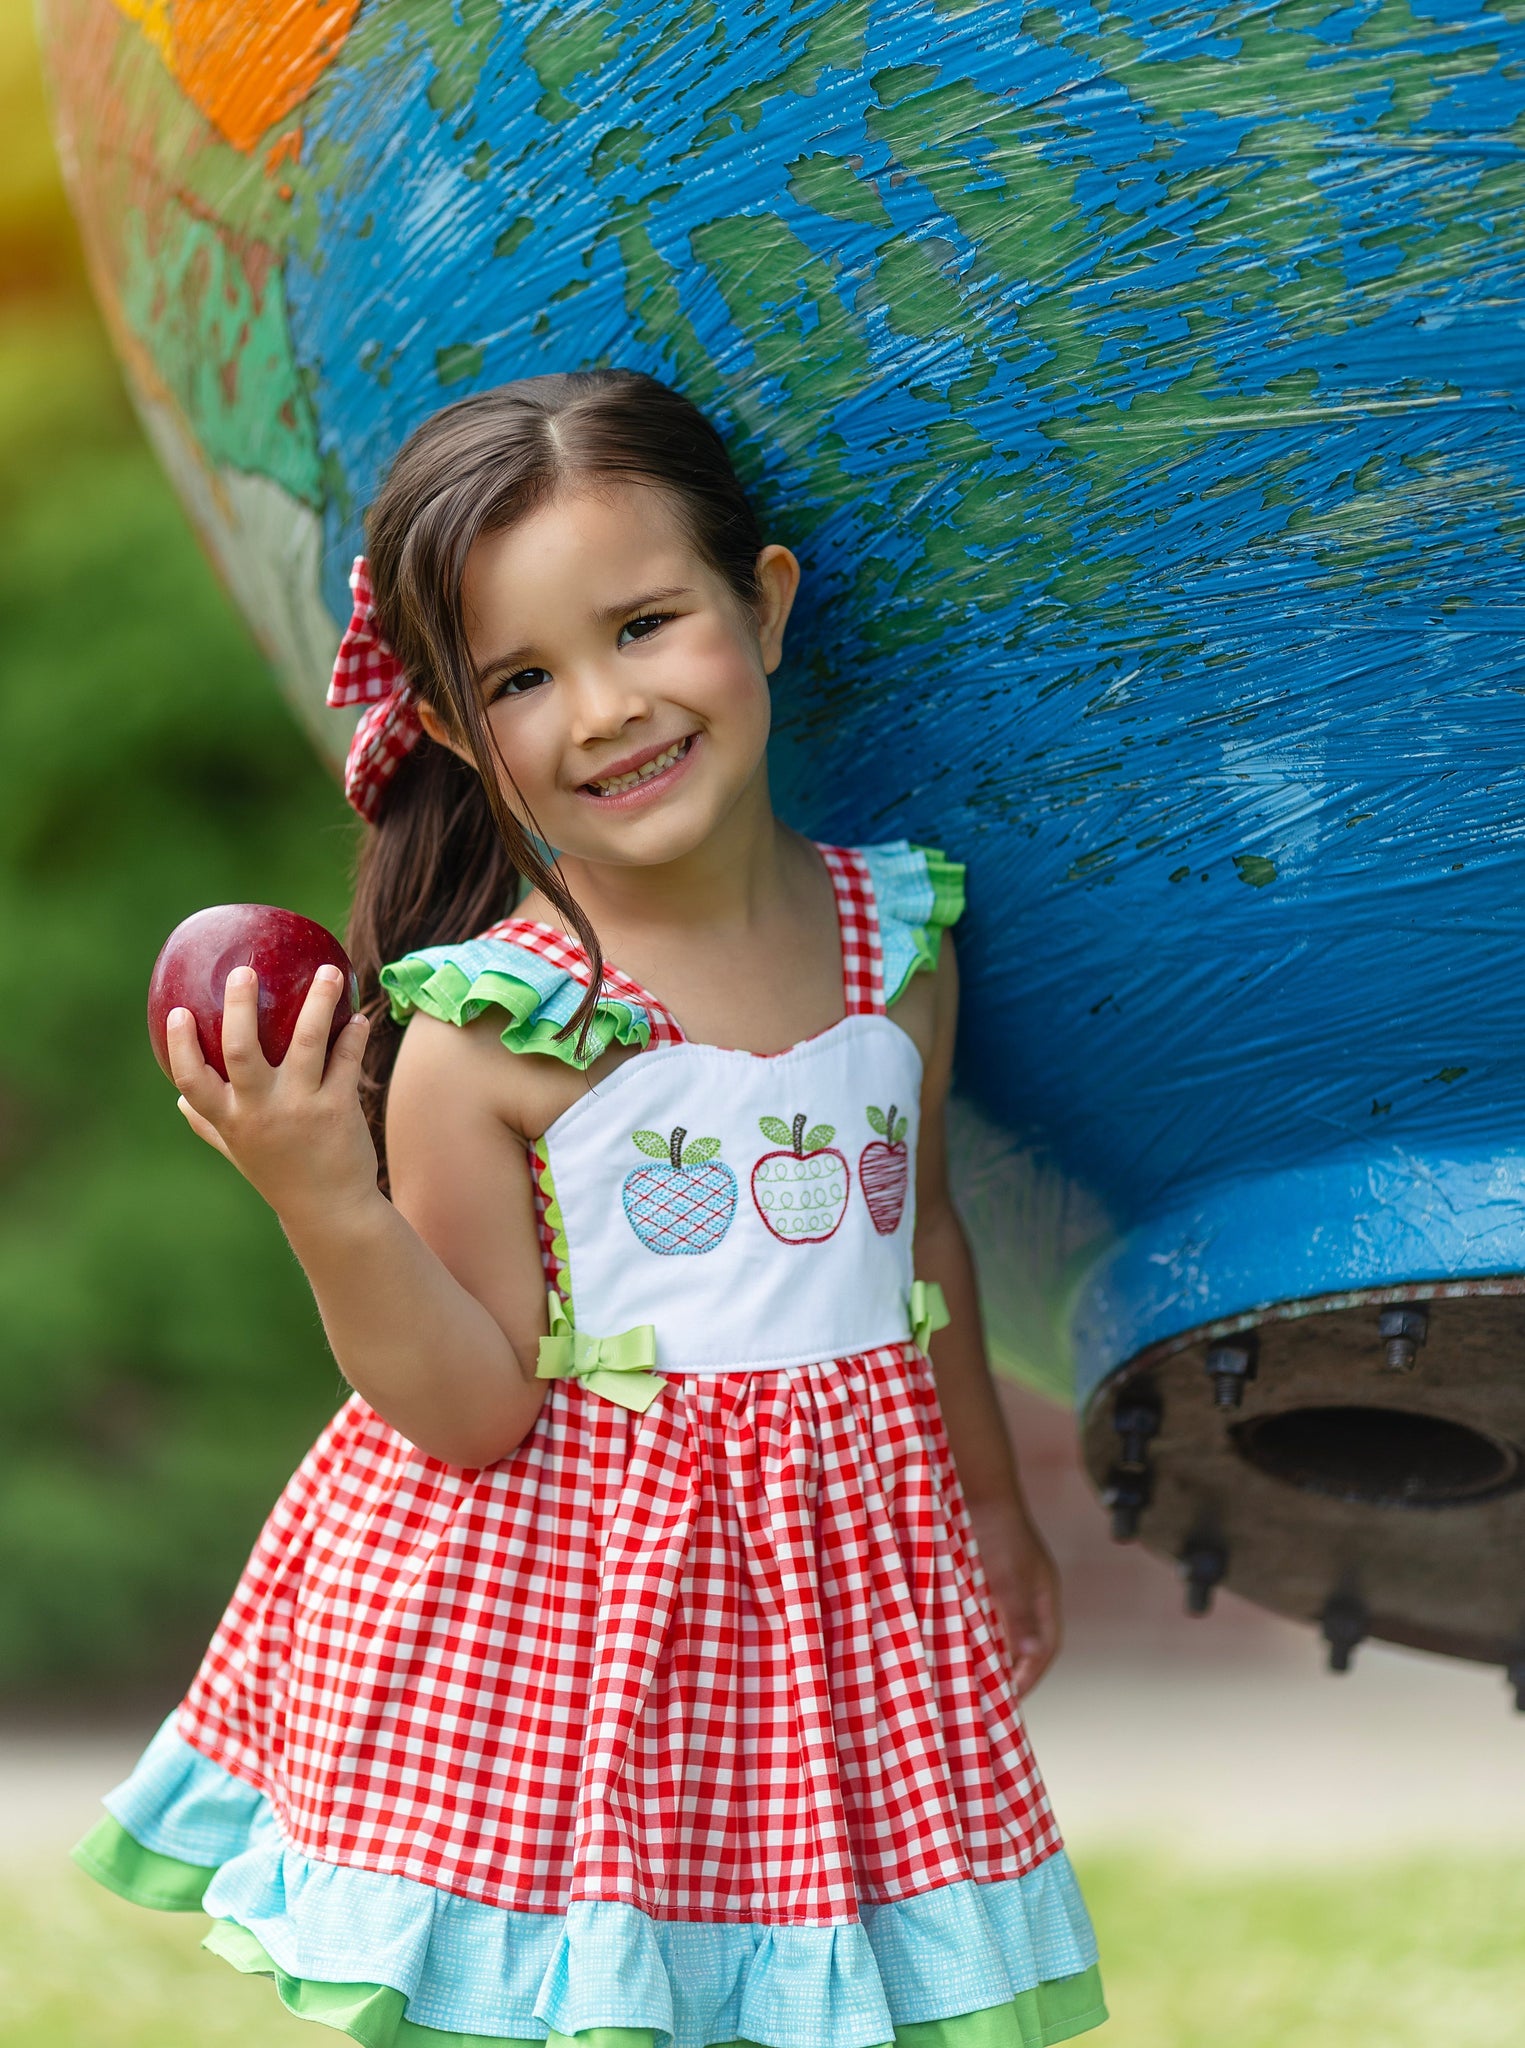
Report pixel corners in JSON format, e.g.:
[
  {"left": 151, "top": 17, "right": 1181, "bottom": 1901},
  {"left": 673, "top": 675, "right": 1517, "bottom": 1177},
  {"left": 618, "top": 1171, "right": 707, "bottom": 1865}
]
[
  {"left": 489, "top": 667, "right": 550, "bottom": 702},
  {"left": 619, "top": 612, "right": 672, "bottom": 645}
]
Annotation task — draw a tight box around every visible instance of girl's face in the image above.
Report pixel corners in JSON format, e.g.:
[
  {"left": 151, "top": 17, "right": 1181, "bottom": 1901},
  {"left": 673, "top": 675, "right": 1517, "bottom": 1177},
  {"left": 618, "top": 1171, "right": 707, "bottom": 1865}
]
[{"left": 428, "top": 480, "right": 798, "bottom": 869}]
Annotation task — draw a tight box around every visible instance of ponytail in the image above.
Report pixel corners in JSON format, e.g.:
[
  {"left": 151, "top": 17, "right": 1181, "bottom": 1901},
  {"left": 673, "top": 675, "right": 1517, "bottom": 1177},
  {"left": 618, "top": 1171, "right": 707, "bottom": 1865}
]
[{"left": 346, "top": 741, "right": 515, "bottom": 1181}]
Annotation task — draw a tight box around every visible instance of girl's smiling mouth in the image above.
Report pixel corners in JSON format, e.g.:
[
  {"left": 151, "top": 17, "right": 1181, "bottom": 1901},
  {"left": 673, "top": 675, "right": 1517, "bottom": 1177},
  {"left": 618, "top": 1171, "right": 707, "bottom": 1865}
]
[{"left": 579, "top": 732, "right": 698, "bottom": 806}]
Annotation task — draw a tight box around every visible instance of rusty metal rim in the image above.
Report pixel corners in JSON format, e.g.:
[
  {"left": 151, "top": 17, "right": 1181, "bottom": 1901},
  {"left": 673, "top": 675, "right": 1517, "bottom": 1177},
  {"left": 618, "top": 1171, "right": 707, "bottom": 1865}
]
[{"left": 1080, "top": 1272, "right": 1525, "bottom": 1421}]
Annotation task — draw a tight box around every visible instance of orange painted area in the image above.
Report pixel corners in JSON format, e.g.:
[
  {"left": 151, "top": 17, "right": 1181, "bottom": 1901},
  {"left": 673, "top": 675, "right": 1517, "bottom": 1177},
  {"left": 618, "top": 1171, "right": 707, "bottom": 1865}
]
[
  {"left": 110, "top": 0, "right": 361, "bottom": 152},
  {"left": 265, "top": 127, "right": 303, "bottom": 201},
  {"left": 265, "top": 127, "right": 303, "bottom": 176}
]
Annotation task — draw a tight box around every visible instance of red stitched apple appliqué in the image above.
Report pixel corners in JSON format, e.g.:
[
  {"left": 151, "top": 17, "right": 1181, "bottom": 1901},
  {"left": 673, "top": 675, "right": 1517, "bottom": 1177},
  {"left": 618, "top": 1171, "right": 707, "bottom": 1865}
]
[
  {"left": 859, "top": 1104, "right": 909, "bottom": 1235},
  {"left": 752, "top": 1112, "right": 850, "bottom": 1244}
]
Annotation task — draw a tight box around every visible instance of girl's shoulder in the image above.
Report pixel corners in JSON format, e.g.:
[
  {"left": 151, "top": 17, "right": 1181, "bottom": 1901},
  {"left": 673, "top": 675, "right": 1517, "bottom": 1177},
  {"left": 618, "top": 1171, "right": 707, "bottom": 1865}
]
[
  {"left": 378, "top": 917, "right": 656, "bottom": 1073},
  {"left": 847, "top": 839, "right": 966, "bottom": 1007}
]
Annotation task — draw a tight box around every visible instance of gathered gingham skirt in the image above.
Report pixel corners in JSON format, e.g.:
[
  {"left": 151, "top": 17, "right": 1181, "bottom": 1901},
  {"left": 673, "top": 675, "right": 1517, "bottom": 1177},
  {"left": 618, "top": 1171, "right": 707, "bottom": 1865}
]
[{"left": 176, "top": 1343, "right": 1062, "bottom": 1925}]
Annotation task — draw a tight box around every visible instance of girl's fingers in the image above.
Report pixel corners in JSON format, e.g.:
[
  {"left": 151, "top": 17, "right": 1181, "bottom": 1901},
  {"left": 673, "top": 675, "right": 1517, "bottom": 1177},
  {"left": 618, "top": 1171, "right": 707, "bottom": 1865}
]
[
  {"left": 165, "top": 1005, "right": 226, "bottom": 1110},
  {"left": 321, "top": 1010, "right": 371, "bottom": 1088},
  {"left": 177, "top": 1094, "right": 233, "bottom": 1159},
  {"left": 285, "top": 966, "right": 349, "bottom": 1088},
  {"left": 1008, "top": 1585, "right": 1061, "bottom": 1696},
  {"left": 1010, "top": 1651, "right": 1046, "bottom": 1698},
  {"left": 1005, "top": 1615, "right": 1048, "bottom": 1697},
  {"left": 220, "top": 966, "right": 271, "bottom": 1080}
]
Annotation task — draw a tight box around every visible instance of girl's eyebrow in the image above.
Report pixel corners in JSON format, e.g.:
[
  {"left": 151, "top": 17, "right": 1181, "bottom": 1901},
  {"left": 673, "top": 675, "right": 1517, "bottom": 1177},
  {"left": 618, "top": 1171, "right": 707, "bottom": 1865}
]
[
  {"left": 474, "top": 587, "right": 694, "bottom": 684},
  {"left": 596, "top": 583, "right": 693, "bottom": 624}
]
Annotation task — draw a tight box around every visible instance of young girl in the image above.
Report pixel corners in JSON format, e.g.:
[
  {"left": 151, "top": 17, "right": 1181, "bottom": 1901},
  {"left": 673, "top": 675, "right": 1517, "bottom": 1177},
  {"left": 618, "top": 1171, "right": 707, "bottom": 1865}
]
[{"left": 74, "top": 370, "right": 1105, "bottom": 2048}]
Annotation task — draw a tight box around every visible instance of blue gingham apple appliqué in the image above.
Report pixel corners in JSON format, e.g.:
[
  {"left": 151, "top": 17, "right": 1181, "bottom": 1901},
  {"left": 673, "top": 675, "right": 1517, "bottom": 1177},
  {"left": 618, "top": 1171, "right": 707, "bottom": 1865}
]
[{"left": 623, "top": 1127, "right": 739, "bottom": 1256}]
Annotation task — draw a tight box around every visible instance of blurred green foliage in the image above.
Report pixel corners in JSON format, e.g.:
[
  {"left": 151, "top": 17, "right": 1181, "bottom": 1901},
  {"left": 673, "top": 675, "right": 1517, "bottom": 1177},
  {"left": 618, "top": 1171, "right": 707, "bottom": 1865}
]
[{"left": 0, "top": 3, "right": 355, "bottom": 1698}]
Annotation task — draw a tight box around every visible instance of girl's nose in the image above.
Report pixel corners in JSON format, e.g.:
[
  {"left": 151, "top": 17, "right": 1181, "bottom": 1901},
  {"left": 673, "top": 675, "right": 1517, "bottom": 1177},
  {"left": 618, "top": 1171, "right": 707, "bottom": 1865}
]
[{"left": 566, "top": 660, "right": 653, "bottom": 745}]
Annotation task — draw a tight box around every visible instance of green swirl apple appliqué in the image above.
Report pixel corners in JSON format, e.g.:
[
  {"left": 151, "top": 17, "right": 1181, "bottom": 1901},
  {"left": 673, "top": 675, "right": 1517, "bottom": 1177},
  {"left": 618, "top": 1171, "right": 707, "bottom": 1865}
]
[
  {"left": 623, "top": 1127, "right": 738, "bottom": 1255},
  {"left": 752, "top": 1113, "right": 850, "bottom": 1243}
]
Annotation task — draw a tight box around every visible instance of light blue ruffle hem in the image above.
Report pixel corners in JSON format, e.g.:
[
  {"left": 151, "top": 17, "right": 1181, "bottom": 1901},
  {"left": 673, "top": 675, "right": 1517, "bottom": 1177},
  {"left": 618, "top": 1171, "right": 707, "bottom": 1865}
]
[{"left": 102, "top": 1718, "right": 1099, "bottom": 2048}]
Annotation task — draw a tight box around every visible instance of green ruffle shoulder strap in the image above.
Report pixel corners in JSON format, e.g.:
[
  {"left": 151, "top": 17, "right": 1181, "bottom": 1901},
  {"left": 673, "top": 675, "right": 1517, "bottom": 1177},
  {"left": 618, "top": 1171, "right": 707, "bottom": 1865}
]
[
  {"left": 380, "top": 844, "right": 965, "bottom": 1057},
  {"left": 379, "top": 931, "right": 650, "bottom": 1071},
  {"left": 859, "top": 843, "right": 966, "bottom": 1007}
]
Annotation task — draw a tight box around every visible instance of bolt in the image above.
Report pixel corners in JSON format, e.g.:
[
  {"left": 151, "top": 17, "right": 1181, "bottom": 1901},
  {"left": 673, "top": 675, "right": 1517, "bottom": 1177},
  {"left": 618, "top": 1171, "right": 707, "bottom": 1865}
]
[
  {"left": 1378, "top": 1305, "right": 1428, "bottom": 1373},
  {"left": 1105, "top": 1389, "right": 1159, "bottom": 1541},
  {"left": 1321, "top": 1591, "right": 1368, "bottom": 1674},
  {"left": 1102, "top": 1466, "right": 1151, "bottom": 1543},
  {"left": 1205, "top": 1340, "right": 1257, "bottom": 1409},
  {"left": 1113, "top": 1393, "right": 1161, "bottom": 1466},
  {"left": 1180, "top": 1541, "right": 1227, "bottom": 1617}
]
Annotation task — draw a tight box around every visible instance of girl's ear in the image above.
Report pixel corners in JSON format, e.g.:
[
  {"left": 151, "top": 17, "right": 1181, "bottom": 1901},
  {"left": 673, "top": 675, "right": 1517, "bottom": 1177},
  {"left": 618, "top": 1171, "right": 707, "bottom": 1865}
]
[
  {"left": 753, "top": 544, "right": 801, "bottom": 675},
  {"left": 416, "top": 700, "right": 473, "bottom": 766}
]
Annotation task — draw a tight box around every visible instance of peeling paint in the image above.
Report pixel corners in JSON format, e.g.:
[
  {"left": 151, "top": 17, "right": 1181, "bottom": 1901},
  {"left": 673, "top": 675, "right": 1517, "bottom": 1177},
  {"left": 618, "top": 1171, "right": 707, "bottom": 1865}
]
[{"left": 1233, "top": 854, "right": 1278, "bottom": 888}]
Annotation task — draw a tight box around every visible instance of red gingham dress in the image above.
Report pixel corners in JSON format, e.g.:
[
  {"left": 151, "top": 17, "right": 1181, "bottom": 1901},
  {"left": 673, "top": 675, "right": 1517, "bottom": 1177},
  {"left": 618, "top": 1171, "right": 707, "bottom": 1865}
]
[{"left": 175, "top": 848, "right": 1063, "bottom": 1926}]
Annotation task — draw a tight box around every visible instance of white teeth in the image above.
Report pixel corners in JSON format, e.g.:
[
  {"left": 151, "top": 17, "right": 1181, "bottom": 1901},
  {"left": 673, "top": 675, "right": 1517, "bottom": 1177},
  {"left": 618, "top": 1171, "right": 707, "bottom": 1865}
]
[{"left": 588, "top": 736, "right": 688, "bottom": 796}]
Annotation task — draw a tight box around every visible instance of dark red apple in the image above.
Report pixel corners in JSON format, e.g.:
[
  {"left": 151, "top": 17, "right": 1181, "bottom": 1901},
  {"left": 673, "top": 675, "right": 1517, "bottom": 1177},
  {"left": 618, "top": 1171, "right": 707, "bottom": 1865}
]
[{"left": 147, "top": 905, "right": 358, "bottom": 1082}]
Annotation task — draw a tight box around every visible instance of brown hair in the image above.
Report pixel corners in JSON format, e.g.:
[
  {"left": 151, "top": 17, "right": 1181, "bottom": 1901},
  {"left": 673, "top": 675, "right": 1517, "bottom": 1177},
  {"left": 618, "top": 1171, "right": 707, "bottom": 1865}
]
[{"left": 347, "top": 369, "right": 765, "bottom": 1171}]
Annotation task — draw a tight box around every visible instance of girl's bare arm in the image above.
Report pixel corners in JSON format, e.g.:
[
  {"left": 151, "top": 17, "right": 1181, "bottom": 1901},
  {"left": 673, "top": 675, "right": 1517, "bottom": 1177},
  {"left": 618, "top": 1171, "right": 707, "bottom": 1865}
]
[
  {"left": 910, "top": 937, "right": 1063, "bottom": 1693},
  {"left": 170, "top": 968, "right": 549, "bottom": 1468}
]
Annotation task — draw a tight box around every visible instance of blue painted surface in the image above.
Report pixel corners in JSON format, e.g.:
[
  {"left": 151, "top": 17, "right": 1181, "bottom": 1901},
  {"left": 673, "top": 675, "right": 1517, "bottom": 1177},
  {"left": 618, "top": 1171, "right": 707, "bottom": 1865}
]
[
  {"left": 281, "top": 0, "right": 1525, "bottom": 1398},
  {"left": 48, "top": 0, "right": 1525, "bottom": 1399},
  {"left": 1072, "top": 1143, "right": 1525, "bottom": 1406}
]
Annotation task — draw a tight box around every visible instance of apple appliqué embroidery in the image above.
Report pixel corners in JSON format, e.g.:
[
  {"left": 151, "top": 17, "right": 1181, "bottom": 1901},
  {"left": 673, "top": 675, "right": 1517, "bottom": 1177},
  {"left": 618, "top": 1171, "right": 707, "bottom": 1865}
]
[
  {"left": 752, "top": 1112, "right": 850, "bottom": 1243},
  {"left": 860, "top": 1104, "right": 909, "bottom": 1235},
  {"left": 623, "top": 1127, "right": 738, "bottom": 1255}
]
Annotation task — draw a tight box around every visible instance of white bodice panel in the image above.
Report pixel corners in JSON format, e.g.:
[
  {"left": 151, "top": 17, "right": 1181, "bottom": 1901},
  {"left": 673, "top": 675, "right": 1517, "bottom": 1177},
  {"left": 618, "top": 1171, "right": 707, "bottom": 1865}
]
[{"left": 542, "top": 1015, "right": 925, "bottom": 1373}]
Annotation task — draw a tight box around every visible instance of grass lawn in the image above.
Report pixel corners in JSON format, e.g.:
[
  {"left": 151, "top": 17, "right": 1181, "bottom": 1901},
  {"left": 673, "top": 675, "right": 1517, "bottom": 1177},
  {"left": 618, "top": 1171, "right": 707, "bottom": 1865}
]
[
  {"left": 1080, "top": 1852, "right": 1525, "bottom": 2045},
  {"left": 4, "top": 1852, "right": 1524, "bottom": 2048}
]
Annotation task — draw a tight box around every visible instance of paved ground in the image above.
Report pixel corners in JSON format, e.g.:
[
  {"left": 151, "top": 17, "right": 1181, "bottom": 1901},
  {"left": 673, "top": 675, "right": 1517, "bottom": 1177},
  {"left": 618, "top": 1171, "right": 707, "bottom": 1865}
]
[
  {"left": 14, "top": 1634, "right": 1522, "bottom": 1874},
  {"left": 1023, "top": 1639, "right": 1525, "bottom": 1865}
]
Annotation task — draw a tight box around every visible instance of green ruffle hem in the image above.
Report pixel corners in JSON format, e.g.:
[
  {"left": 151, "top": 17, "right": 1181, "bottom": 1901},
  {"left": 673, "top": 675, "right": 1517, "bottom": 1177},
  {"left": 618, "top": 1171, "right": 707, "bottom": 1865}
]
[{"left": 73, "top": 1815, "right": 1106, "bottom": 2048}]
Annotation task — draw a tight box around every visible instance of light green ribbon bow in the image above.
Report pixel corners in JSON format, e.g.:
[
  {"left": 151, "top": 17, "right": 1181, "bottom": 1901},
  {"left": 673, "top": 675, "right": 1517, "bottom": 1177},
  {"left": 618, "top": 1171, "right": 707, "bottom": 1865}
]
[
  {"left": 535, "top": 1294, "right": 668, "bottom": 1413},
  {"left": 909, "top": 1278, "right": 951, "bottom": 1353}
]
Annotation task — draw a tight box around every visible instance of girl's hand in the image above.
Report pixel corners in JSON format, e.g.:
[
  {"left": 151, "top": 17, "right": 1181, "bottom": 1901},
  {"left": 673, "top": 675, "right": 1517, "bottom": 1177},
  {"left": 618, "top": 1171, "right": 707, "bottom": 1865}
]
[
  {"left": 168, "top": 965, "right": 377, "bottom": 1226},
  {"left": 967, "top": 1496, "right": 1063, "bottom": 1697}
]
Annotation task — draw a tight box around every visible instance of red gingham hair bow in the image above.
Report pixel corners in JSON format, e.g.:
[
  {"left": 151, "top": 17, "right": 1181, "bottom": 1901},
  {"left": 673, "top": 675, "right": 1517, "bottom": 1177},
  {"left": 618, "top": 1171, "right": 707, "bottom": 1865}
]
[{"left": 327, "top": 554, "right": 424, "bottom": 823}]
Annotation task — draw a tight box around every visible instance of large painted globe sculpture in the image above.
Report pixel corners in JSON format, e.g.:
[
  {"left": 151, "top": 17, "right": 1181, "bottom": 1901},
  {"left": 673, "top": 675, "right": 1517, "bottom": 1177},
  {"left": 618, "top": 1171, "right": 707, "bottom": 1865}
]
[{"left": 39, "top": 0, "right": 1525, "bottom": 1681}]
